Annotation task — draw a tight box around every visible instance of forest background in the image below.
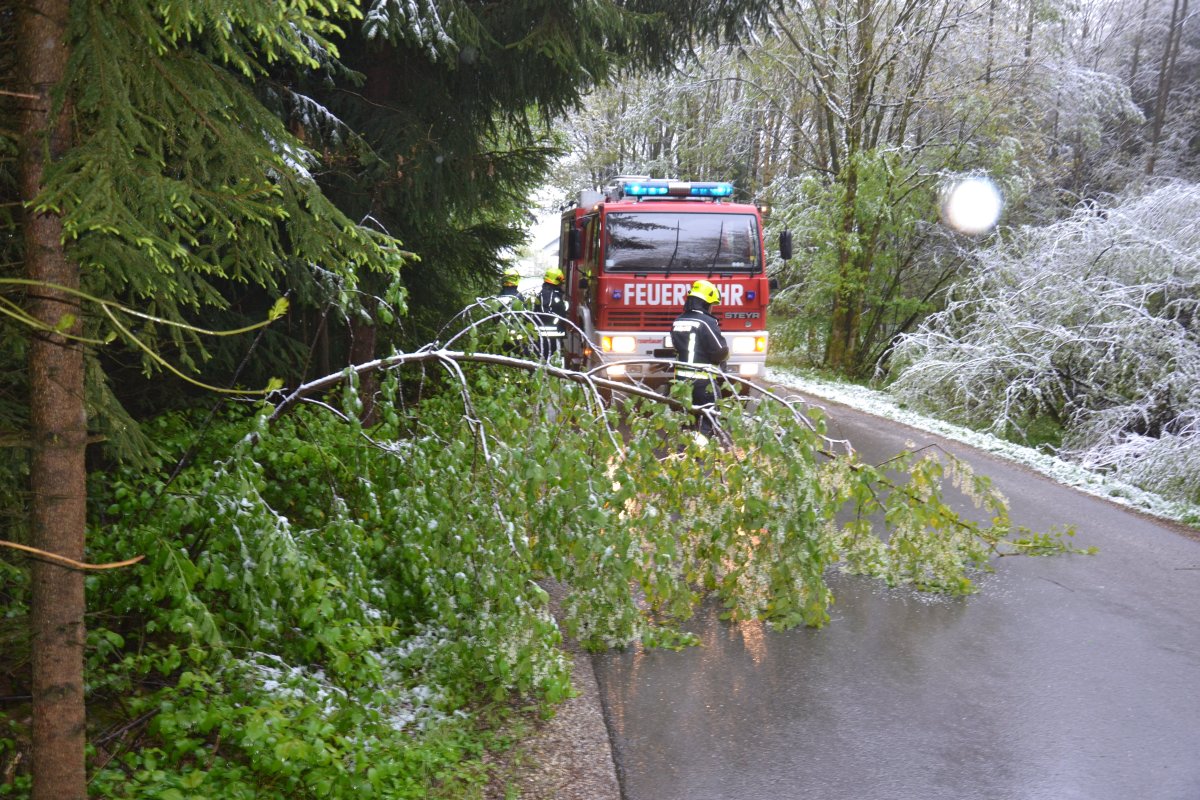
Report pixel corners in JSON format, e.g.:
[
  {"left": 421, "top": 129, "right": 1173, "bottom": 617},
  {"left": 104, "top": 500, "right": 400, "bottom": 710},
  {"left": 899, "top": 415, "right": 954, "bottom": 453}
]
[
  {"left": 1, "top": 0, "right": 1195, "bottom": 798},
  {"left": 553, "top": 0, "right": 1199, "bottom": 507}
]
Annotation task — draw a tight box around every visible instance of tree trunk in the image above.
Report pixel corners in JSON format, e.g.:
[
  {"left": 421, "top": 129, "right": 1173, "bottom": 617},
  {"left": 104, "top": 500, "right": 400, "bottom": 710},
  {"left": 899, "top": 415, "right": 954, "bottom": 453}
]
[
  {"left": 17, "top": 2, "right": 88, "bottom": 799},
  {"left": 985, "top": 0, "right": 997, "bottom": 84},
  {"left": 824, "top": 1, "right": 874, "bottom": 373},
  {"left": 825, "top": 160, "right": 862, "bottom": 371},
  {"left": 1023, "top": 0, "right": 1036, "bottom": 63},
  {"left": 1128, "top": 0, "right": 1154, "bottom": 87},
  {"left": 1146, "top": 0, "right": 1188, "bottom": 175}
]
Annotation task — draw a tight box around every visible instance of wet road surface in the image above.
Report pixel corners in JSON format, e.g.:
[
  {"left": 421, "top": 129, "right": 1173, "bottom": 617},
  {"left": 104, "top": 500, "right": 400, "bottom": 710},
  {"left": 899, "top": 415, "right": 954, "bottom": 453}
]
[{"left": 594, "top": 394, "right": 1200, "bottom": 800}]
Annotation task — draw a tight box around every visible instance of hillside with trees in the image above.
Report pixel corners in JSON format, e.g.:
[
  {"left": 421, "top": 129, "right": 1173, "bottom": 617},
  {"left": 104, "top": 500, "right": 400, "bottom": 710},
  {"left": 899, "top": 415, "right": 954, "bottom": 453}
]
[{"left": 0, "top": 0, "right": 1190, "bottom": 797}]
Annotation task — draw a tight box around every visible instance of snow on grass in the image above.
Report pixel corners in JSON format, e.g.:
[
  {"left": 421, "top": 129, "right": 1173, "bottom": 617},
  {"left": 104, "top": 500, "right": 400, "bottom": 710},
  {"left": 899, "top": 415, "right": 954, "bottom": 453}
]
[{"left": 766, "top": 367, "right": 1200, "bottom": 529}]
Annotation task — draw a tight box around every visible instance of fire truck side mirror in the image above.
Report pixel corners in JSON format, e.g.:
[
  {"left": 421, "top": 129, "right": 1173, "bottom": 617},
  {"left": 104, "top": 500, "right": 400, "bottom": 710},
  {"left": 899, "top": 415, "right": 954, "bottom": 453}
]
[
  {"left": 769, "top": 277, "right": 780, "bottom": 292},
  {"left": 779, "top": 229, "right": 794, "bottom": 261},
  {"left": 578, "top": 276, "right": 589, "bottom": 289},
  {"left": 567, "top": 228, "right": 583, "bottom": 261}
]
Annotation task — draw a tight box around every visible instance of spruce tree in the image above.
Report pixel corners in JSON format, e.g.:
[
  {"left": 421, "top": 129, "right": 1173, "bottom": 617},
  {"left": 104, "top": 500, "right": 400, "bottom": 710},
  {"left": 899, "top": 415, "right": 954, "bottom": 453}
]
[{"left": 4, "top": 3, "right": 399, "bottom": 796}]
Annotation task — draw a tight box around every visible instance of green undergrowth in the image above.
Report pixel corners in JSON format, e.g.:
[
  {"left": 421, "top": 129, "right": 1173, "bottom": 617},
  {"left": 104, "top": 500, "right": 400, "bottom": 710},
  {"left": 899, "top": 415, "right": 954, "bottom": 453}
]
[{"left": 2, "top": 361, "right": 1090, "bottom": 796}]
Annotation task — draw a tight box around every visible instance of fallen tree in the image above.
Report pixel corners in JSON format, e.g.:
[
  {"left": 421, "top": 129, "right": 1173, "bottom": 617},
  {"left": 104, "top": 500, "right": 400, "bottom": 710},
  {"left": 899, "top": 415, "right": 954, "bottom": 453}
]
[{"left": 0, "top": 298, "right": 1091, "bottom": 797}]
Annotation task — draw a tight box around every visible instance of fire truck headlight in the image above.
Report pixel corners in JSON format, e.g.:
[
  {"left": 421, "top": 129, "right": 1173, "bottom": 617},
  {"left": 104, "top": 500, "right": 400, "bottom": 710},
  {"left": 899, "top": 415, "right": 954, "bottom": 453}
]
[
  {"left": 602, "top": 335, "right": 637, "bottom": 353},
  {"left": 739, "top": 362, "right": 761, "bottom": 377},
  {"left": 606, "top": 364, "right": 627, "bottom": 377},
  {"left": 730, "top": 336, "right": 756, "bottom": 354}
]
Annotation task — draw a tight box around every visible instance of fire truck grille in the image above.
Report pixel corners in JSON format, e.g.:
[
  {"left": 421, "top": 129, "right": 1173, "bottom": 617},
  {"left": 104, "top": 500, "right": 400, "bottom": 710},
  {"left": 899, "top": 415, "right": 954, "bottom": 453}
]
[{"left": 607, "top": 309, "right": 677, "bottom": 330}]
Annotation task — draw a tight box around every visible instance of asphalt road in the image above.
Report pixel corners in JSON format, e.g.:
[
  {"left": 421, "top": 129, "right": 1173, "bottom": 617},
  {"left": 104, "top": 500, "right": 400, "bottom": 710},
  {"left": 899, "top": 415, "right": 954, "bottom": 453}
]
[{"left": 594, "top": 391, "right": 1200, "bottom": 800}]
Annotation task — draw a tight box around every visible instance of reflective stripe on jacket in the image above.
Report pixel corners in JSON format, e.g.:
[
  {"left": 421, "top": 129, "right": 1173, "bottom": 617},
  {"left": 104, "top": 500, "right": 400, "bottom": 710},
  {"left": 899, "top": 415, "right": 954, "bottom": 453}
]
[
  {"left": 670, "top": 307, "right": 729, "bottom": 377},
  {"left": 535, "top": 283, "right": 567, "bottom": 336}
]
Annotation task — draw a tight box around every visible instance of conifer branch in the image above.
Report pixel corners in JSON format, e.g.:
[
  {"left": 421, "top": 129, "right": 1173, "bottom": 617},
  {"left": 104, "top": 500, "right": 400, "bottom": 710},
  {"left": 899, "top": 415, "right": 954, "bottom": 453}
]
[{"left": 149, "top": 57, "right": 226, "bottom": 141}]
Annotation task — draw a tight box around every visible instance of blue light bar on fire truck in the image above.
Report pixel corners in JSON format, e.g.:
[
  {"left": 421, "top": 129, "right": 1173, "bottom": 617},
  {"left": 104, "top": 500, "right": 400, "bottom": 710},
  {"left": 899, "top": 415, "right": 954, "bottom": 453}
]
[{"left": 621, "top": 180, "right": 734, "bottom": 198}]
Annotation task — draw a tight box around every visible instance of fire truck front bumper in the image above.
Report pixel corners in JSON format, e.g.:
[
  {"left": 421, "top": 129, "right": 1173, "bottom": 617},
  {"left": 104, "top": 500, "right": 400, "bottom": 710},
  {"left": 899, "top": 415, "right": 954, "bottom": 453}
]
[{"left": 595, "top": 331, "right": 767, "bottom": 383}]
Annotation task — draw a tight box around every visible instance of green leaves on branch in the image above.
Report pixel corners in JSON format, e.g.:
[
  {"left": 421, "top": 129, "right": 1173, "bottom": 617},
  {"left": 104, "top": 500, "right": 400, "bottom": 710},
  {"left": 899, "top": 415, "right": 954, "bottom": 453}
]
[{"left": 72, "top": 353, "right": 1089, "bottom": 797}]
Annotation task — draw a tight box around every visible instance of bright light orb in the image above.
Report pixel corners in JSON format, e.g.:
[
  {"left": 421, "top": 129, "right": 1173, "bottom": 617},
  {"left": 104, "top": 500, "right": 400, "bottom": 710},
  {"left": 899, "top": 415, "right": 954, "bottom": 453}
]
[{"left": 941, "top": 176, "right": 1003, "bottom": 235}]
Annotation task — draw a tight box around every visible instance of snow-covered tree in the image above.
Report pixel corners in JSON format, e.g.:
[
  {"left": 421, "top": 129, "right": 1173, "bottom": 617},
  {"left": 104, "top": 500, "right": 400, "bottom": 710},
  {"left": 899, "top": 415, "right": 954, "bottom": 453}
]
[
  {"left": 888, "top": 182, "right": 1200, "bottom": 504},
  {"left": 550, "top": 47, "right": 771, "bottom": 196}
]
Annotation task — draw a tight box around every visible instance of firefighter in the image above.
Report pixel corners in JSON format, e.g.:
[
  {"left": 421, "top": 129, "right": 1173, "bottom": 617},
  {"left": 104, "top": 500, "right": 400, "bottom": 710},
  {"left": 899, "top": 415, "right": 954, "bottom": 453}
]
[
  {"left": 488, "top": 266, "right": 530, "bottom": 356},
  {"left": 670, "top": 279, "right": 729, "bottom": 427},
  {"left": 498, "top": 267, "right": 522, "bottom": 305},
  {"left": 533, "top": 267, "right": 568, "bottom": 361}
]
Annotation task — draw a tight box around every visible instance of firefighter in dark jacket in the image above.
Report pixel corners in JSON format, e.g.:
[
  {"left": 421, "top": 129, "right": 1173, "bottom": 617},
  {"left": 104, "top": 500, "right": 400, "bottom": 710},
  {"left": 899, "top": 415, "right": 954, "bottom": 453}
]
[
  {"left": 534, "top": 267, "right": 568, "bottom": 360},
  {"left": 493, "top": 267, "right": 528, "bottom": 356},
  {"left": 670, "top": 279, "right": 729, "bottom": 415},
  {"left": 497, "top": 267, "right": 522, "bottom": 305}
]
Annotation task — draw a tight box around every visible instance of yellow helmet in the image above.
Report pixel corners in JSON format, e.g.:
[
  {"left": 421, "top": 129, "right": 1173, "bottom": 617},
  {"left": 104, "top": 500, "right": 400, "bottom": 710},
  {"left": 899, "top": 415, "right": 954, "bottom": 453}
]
[
  {"left": 502, "top": 267, "right": 521, "bottom": 287},
  {"left": 688, "top": 279, "right": 720, "bottom": 306},
  {"left": 544, "top": 267, "right": 565, "bottom": 285}
]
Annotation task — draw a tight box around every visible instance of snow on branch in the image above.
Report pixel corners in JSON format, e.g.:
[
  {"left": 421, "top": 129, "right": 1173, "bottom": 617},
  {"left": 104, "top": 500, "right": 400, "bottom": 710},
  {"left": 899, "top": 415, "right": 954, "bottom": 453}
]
[
  {"left": 889, "top": 182, "right": 1200, "bottom": 504},
  {"left": 363, "top": 0, "right": 457, "bottom": 60}
]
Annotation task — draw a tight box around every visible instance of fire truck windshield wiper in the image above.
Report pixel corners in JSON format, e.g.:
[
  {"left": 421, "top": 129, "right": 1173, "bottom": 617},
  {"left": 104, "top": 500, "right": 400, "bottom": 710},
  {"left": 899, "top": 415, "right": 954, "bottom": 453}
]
[
  {"left": 707, "top": 220, "right": 725, "bottom": 277},
  {"left": 664, "top": 220, "right": 681, "bottom": 278}
]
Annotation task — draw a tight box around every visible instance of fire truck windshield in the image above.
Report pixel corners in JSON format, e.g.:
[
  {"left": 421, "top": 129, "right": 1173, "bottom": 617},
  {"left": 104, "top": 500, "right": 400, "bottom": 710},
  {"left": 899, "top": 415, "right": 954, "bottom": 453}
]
[{"left": 605, "top": 211, "right": 761, "bottom": 274}]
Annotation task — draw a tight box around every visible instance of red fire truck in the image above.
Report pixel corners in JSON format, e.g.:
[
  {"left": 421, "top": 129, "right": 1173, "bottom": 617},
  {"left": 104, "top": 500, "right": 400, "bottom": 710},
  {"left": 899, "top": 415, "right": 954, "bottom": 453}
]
[{"left": 557, "top": 177, "right": 790, "bottom": 386}]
